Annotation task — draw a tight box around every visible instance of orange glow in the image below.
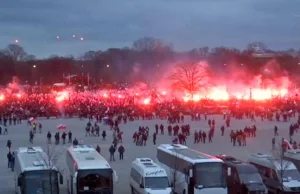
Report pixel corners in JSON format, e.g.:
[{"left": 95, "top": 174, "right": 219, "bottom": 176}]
[
  {"left": 55, "top": 91, "right": 68, "bottom": 102},
  {"left": 0, "top": 94, "right": 4, "bottom": 101},
  {"left": 143, "top": 98, "right": 150, "bottom": 105},
  {"left": 183, "top": 96, "right": 189, "bottom": 102},
  {"left": 192, "top": 94, "right": 201, "bottom": 102},
  {"left": 179, "top": 85, "right": 288, "bottom": 102}
]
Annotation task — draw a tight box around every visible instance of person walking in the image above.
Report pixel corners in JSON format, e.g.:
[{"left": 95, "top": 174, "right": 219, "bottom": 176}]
[
  {"left": 118, "top": 144, "right": 125, "bottom": 160},
  {"left": 109, "top": 145, "right": 116, "bottom": 161}
]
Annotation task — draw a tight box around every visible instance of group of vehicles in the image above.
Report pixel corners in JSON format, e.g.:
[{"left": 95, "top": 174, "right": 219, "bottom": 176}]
[{"left": 12, "top": 144, "right": 300, "bottom": 194}]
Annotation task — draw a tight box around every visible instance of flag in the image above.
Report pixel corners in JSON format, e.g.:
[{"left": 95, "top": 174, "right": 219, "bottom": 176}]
[
  {"left": 57, "top": 124, "right": 67, "bottom": 130},
  {"left": 29, "top": 117, "right": 35, "bottom": 123},
  {"left": 282, "top": 139, "right": 293, "bottom": 150}
]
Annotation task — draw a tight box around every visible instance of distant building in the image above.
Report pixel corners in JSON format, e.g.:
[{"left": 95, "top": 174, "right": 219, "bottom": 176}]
[{"left": 252, "top": 52, "right": 276, "bottom": 58}]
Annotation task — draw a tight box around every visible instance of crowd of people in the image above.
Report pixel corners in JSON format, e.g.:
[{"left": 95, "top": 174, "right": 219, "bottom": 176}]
[{"left": 2, "top": 88, "right": 300, "bottom": 176}]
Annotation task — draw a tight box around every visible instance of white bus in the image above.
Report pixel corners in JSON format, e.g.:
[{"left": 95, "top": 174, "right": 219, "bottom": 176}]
[
  {"left": 66, "top": 145, "right": 118, "bottom": 194},
  {"left": 156, "top": 144, "right": 228, "bottom": 194},
  {"left": 14, "top": 147, "right": 63, "bottom": 194}
]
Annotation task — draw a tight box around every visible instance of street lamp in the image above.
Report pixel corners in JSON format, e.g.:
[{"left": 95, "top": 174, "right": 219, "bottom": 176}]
[
  {"left": 106, "top": 64, "right": 110, "bottom": 68},
  {"left": 33, "top": 65, "right": 36, "bottom": 68}
]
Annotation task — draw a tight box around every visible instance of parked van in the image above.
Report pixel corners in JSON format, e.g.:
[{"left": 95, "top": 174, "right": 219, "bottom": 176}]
[
  {"left": 248, "top": 153, "right": 300, "bottom": 194},
  {"left": 284, "top": 149, "right": 300, "bottom": 171},
  {"left": 130, "top": 158, "right": 172, "bottom": 194},
  {"left": 216, "top": 154, "right": 267, "bottom": 194}
]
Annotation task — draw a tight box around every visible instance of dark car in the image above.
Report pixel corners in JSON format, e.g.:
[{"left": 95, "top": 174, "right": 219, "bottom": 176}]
[{"left": 216, "top": 154, "right": 268, "bottom": 194}]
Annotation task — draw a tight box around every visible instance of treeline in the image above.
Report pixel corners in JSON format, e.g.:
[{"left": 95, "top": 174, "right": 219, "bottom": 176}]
[{"left": 0, "top": 37, "right": 299, "bottom": 85}]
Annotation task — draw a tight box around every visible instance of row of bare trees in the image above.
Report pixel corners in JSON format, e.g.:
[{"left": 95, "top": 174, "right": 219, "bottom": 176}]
[{"left": 0, "top": 37, "right": 299, "bottom": 85}]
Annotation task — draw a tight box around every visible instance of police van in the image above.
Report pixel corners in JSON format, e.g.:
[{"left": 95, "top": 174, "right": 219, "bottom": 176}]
[
  {"left": 130, "top": 158, "right": 172, "bottom": 194},
  {"left": 216, "top": 154, "right": 267, "bottom": 194},
  {"left": 248, "top": 153, "right": 300, "bottom": 194}
]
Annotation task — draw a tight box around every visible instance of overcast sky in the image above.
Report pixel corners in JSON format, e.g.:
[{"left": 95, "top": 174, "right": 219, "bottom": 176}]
[{"left": 0, "top": 0, "right": 299, "bottom": 58}]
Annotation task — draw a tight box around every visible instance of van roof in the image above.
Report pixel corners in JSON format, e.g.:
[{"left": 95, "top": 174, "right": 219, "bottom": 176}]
[
  {"left": 248, "top": 153, "right": 297, "bottom": 170},
  {"left": 158, "top": 144, "right": 221, "bottom": 164},
  {"left": 132, "top": 158, "right": 167, "bottom": 177},
  {"left": 284, "top": 149, "right": 300, "bottom": 160},
  {"left": 16, "top": 147, "right": 57, "bottom": 171}
]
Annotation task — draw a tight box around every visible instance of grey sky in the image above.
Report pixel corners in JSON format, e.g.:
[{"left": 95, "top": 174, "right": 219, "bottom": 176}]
[{"left": 0, "top": 0, "right": 299, "bottom": 58}]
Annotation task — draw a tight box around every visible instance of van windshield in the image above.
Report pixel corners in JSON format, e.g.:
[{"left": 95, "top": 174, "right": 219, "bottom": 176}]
[
  {"left": 278, "top": 169, "right": 300, "bottom": 181},
  {"left": 239, "top": 173, "right": 263, "bottom": 184},
  {"left": 77, "top": 169, "right": 113, "bottom": 192},
  {"left": 194, "top": 162, "right": 226, "bottom": 188},
  {"left": 145, "top": 177, "right": 169, "bottom": 189},
  {"left": 24, "top": 170, "right": 59, "bottom": 194}
]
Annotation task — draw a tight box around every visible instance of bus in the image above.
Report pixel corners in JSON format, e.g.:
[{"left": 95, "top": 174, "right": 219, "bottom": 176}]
[
  {"left": 156, "top": 144, "right": 228, "bottom": 194},
  {"left": 14, "top": 147, "right": 63, "bottom": 194},
  {"left": 66, "top": 145, "right": 118, "bottom": 194}
]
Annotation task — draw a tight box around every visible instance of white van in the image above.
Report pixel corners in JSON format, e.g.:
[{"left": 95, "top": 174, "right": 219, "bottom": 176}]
[
  {"left": 130, "top": 158, "right": 172, "bottom": 194},
  {"left": 284, "top": 149, "right": 300, "bottom": 171},
  {"left": 248, "top": 153, "right": 300, "bottom": 193}
]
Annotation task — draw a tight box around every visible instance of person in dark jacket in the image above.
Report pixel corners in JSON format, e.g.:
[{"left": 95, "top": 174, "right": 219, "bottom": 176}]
[
  {"left": 68, "top": 131, "right": 72, "bottom": 143},
  {"left": 96, "top": 145, "right": 101, "bottom": 154},
  {"left": 6, "top": 140, "right": 12, "bottom": 151},
  {"left": 73, "top": 138, "right": 78, "bottom": 146},
  {"left": 11, "top": 152, "right": 15, "bottom": 172},
  {"left": 118, "top": 145, "right": 125, "bottom": 160},
  {"left": 109, "top": 145, "right": 115, "bottom": 161},
  {"left": 7, "top": 151, "right": 12, "bottom": 168}
]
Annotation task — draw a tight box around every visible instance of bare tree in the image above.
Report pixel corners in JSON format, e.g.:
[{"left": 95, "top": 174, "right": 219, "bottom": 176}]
[
  {"left": 38, "top": 143, "right": 65, "bottom": 194},
  {"left": 169, "top": 149, "right": 187, "bottom": 193},
  {"left": 169, "top": 62, "right": 211, "bottom": 98},
  {"left": 132, "top": 37, "right": 172, "bottom": 52},
  {"left": 4, "top": 44, "right": 27, "bottom": 61},
  {"left": 270, "top": 142, "right": 291, "bottom": 192}
]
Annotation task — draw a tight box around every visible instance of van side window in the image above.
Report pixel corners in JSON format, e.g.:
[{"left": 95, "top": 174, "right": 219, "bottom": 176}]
[
  {"left": 130, "top": 168, "right": 141, "bottom": 183},
  {"left": 233, "top": 171, "right": 239, "bottom": 183},
  {"left": 271, "top": 170, "right": 279, "bottom": 181},
  {"left": 264, "top": 168, "right": 270, "bottom": 178},
  {"left": 141, "top": 177, "right": 144, "bottom": 186}
]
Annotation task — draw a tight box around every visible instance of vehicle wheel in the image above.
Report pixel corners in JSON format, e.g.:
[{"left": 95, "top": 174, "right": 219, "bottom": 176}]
[{"left": 130, "top": 186, "right": 134, "bottom": 194}]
